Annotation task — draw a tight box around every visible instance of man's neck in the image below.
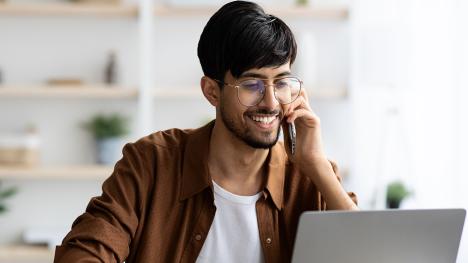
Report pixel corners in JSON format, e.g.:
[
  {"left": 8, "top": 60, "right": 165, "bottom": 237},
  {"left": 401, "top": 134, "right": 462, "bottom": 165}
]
[{"left": 208, "top": 120, "right": 269, "bottom": 196}]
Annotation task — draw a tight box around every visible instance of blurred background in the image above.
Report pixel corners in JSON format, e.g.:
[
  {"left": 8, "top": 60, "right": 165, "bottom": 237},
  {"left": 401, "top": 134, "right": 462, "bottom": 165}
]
[{"left": 0, "top": 0, "right": 466, "bottom": 262}]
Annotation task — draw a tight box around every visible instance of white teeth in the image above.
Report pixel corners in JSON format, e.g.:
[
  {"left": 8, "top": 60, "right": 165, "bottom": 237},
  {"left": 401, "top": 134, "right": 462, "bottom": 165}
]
[{"left": 250, "top": 115, "right": 276, "bottom": 124}]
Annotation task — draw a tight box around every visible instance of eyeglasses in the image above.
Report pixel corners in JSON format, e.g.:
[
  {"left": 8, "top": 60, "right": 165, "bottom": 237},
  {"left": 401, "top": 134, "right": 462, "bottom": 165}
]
[{"left": 214, "top": 76, "right": 302, "bottom": 107}]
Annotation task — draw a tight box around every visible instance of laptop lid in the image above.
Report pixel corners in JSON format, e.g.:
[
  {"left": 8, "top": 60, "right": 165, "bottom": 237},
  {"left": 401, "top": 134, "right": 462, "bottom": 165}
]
[{"left": 292, "top": 209, "right": 466, "bottom": 263}]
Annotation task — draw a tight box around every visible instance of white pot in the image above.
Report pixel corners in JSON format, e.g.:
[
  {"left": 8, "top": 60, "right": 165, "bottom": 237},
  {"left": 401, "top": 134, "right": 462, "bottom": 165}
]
[{"left": 96, "top": 137, "right": 124, "bottom": 165}]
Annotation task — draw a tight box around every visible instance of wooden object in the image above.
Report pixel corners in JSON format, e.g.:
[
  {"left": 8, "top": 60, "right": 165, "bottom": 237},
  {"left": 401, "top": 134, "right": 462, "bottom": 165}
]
[
  {"left": 70, "top": 0, "right": 120, "bottom": 4},
  {"left": 47, "top": 79, "right": 83, "bottom": 86},
  {"left": 0, "top": 3, "right": 137, "bottom": 17},
  {"left": 0, "top": 85, "right": 138, "bottom": 99},
  {"left": 0, "top": 165, "right": 113, "bottom": 180},
  {"left": 0, "top": 148, "right": 39, "bottom": 167},
  {"left": 0, "top": 245, "right": 54, "bottom": 263}
]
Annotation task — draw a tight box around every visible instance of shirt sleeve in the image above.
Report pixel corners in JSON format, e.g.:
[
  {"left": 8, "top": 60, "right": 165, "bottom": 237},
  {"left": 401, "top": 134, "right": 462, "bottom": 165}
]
[
  {"left": 54, "top": 142, "right": 153, "bottom": 263},
  {"left": 319, "top": 160, "right": 358, "bottom": 210}
]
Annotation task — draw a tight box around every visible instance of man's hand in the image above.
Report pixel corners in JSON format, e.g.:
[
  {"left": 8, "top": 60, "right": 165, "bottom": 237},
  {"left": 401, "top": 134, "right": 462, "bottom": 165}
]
[
  {"left": 281, "top": 88, "right": 326, "bottom": 166},
  {"left": 281, "top": 88, "right": 358, "bottom": 210}
]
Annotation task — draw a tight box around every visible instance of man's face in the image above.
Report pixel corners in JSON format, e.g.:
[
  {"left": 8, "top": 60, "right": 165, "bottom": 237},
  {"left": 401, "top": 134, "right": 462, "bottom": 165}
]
[{"left": 219, "top": 63, "right": 291, "bottom": 149}]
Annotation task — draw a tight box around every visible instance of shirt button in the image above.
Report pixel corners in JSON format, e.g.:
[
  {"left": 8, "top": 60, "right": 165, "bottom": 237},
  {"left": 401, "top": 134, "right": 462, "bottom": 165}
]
[
  {"left": 195, "top": 234, "right": 202, "bottom": 241},
  {"left": 266, "top": 237, "right": 272, "bottom": 244}
]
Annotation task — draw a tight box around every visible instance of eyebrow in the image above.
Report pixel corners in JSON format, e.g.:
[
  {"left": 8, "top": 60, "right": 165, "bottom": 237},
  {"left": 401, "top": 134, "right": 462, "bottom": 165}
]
[{"left": 239, "top": 71, "right": 291, "bottom": 79}]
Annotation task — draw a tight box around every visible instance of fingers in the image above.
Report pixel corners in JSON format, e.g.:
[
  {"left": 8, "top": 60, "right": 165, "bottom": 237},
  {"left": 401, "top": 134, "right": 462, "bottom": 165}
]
[
  {"left": 282, "top": 86, "right": 318, "bottom": 124},
  {"left": 285, "top": 96, "right": 310, "bottom": 116},
  {"left": 286, "top": 108, "right": 319, "bottom": 124},
  {"left": 285, "top": 97, "right": 305, "bottom": 115}
]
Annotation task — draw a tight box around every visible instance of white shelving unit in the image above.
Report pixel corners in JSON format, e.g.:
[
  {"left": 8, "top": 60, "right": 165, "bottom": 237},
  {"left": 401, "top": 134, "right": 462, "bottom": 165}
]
[
  {"left": 0, "top": 245, "right": 53, "bottom": 263},
  {"left": 0, "top": 2, "right": 138, "bottom": 17},
  {"left": 154, "top": 5, "right": 348, "bottom": 19},
  {"left": 0, "top": 3, "right": 347, "bottom": 19},
  {"left": 0, "top": 1, "right": 350, "bottom": 260},
  {"left": 0, "top": 165, "right": 112, "bottom": 180},
  {"left": 0, "top": 85, "right": 346, "bottom": 100},
  {"left": 0, "top": 85, "right": 138, "bottom": 99},
  {"left": 0, "top": 3, "right": 147, "bottom": 259}
]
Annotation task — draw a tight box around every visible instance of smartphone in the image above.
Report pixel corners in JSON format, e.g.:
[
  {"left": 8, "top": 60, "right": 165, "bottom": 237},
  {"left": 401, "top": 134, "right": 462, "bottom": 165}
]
[{"left": 288, "top": 122, "right": 296, "bottom": 155}]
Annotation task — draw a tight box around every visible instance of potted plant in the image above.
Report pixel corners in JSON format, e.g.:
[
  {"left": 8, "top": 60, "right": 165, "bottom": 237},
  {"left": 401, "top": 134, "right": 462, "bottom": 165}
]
[
  {"left": 386, "top": 181, "right": 411, "bottom": 209},
  {"left": 0, "top": 182, "right": 17, "bottom": 215},
  {"left": 83, "top": 113, "right": 129, "bottom": 165}
]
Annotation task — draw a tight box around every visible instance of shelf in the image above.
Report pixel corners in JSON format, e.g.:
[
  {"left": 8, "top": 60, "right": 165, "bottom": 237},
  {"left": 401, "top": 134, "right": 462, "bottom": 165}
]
[
  {"left": 153, "top": 88, "right": 203, "bottom": 99},
  {"left": 0, "top": 3, "right": 347, "bottom": 20},
  {"left": 0, "top": 85, "right": 138, "bottom": 99},
  {"left": 309, "top": 87, "right": 348, "bottom": 100},
  {"left": 0, "top": 165, "right": 113, "bottom": 180},
  {"left": 0, "top": 245, "right": 53, "bottom": 262},
  {"left": 269, "top": 6, "right": 348, "bottom": 19},
  {"left": 155, "top": 5, "right": 348, "bottom": 20},
  {"left": 0, "top": 85, "right": 344, "bottom": 100},
  {"left": 0, "top": 2, "right": 138, "bottom": 17}
]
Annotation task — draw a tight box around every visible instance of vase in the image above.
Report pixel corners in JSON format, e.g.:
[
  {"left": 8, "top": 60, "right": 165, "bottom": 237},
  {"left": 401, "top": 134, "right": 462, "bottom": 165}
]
[
  {"left": 96, "top": 137, "right": 123, "bottom": 165},
  {"left": 386, "top": 200, "right": 401, "bottom": 209}
]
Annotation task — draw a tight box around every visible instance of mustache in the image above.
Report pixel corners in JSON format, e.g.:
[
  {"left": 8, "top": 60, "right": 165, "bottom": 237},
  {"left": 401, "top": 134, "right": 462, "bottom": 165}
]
[{"left": 248, "top": 109, "right": 281, "bottom": 115}]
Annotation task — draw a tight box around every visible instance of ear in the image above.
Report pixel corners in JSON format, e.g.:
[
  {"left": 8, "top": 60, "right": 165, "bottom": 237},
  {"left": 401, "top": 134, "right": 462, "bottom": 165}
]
[{"left": 201, "top": 76, "right": 221, "bottom": 107}]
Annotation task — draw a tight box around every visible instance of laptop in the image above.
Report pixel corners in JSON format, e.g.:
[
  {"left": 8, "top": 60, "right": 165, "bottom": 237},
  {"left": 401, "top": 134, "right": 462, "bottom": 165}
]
[{"left": 292, "top": 209, "right": 466, "bottom": 263}]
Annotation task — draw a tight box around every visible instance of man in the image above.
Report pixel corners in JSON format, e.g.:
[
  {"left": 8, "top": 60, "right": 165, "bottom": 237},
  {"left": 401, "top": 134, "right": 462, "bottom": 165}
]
[{"left": 54, "top": 1, "right": 357, "bottom": 262}]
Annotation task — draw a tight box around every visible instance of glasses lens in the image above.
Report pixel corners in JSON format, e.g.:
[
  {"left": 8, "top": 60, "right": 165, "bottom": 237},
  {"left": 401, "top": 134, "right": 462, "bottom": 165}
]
[
  {"left": 275, "top": 77, "right": 301, "bottom": 104},
  {"left": 238, "top": 79, "right": 265, "bottom": 106}
]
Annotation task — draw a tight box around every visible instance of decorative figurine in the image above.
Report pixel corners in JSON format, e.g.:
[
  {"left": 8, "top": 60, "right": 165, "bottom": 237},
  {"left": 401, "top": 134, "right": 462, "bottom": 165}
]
[{"left": 105, "top": 50, "right": 118, "bottom": 85}]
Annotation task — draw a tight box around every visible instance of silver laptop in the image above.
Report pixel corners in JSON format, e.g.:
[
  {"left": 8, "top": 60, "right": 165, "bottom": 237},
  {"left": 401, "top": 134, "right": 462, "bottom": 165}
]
[{"left": 292, "top": 209, "right": 466, "bottom": 263}]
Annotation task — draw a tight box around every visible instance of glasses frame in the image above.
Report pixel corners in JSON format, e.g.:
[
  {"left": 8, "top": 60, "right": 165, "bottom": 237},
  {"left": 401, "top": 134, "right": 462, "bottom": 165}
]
[{"left": 213, "top": 76, "right": 303, "bottom": 107}]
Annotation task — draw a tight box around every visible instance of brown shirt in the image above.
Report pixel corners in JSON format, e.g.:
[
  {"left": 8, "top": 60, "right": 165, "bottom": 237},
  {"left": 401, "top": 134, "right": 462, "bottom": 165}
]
[{"left": 54, "top": 121, "right": 357, "bottom": 263}]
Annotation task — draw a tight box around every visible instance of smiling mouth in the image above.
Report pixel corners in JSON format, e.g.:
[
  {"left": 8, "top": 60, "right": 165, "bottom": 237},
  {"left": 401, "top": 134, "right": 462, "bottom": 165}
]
[{"left": 247, "top": 114, "right": 279, "bottom": 125}]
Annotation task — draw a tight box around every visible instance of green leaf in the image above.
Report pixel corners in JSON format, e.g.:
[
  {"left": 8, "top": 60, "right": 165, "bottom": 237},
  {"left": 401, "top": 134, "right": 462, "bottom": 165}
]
[
  {"left": 386, "top": 181, "right": 411, "bottom": 202},
  {"left": 0, "top": 204, "right": 6, "bottom": 214},
  {"left": 82, "top": 113, "right": 130, "bottom": 139},
  {"left": 0, "top": 187, "right": 17, "bottom": 199}
]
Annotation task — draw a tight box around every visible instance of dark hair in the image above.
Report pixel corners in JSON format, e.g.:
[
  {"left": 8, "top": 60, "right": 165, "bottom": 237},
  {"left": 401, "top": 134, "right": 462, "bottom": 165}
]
[{"left": 197, "top": 1, "right": 297, "bottom": 85}]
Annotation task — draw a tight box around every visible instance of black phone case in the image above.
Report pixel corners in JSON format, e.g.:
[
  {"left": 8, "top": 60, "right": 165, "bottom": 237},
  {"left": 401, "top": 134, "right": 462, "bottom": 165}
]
[{"left": 288, "top": 123, "right": 296, "bottom": 155}]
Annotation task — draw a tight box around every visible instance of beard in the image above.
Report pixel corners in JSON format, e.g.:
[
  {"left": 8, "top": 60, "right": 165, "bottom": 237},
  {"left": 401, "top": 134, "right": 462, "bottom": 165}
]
[{"left": 220, "top": 100, "right": 281, "bottom": 149}]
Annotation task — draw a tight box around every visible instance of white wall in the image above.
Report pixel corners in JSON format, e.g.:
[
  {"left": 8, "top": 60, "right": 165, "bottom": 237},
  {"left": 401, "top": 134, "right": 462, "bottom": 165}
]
[{"left": 350, "top": 0, "right": 468, "bottom": 261}]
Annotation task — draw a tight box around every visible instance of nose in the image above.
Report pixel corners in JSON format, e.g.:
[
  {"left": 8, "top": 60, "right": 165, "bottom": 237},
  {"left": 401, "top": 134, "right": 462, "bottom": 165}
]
[{"left": 257, "top": 83, "right": 279, "bottom": 110}]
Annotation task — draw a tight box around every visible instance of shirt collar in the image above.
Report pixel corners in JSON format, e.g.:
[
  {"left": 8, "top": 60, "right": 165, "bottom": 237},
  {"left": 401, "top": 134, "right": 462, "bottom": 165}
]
[
  {"left": 265, "top": 142, "right": 287, "bottom": 210},
  {"left": 179, "top": 120, "right": 286, "bottom": 210}
]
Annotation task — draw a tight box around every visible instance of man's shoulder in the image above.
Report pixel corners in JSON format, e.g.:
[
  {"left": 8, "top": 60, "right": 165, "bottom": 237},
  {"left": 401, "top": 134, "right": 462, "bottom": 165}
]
[{"left": 132, "top": 127, "right": 197, "bottom": 151}]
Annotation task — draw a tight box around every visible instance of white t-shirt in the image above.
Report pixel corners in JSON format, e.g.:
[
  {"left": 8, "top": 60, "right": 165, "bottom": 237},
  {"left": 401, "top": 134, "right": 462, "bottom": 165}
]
[{"left": 195, "top": 180, "right": 264, "bottom": 263}]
